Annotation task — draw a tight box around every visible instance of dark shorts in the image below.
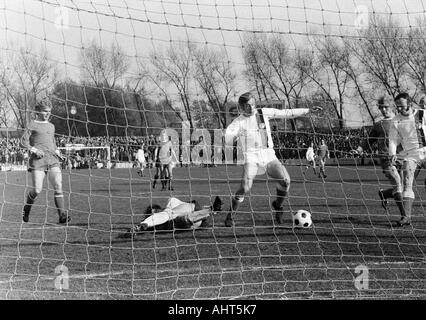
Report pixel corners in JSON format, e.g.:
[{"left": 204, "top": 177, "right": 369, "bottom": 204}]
[{"left": 28, "top": 154, "right": 60, "bottom": 172}]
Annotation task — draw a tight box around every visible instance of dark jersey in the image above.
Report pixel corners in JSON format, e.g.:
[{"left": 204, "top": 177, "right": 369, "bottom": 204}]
[
  {"left": 318, "top": 144, "right": 329, "bottom": 159},
  {"left": 368, "top": 118, "right": 393, "bottom": 157},
  {"left": 21, "top": 120, "right": 57, "bottom": 153}
]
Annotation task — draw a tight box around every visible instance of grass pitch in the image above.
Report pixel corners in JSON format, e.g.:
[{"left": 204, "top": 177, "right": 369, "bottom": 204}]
[{"left": 0, "top": 164, "right": 425, "bottom": 299}]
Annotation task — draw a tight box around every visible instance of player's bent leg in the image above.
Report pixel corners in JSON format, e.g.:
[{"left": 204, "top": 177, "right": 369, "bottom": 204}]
[
  {"left": 398, "top": 160, "right": 417, "bottom": 226},
  {"left": 23, "top": 170, "right": 45, "bottom": 222},
  {"left": 49, "top": 166, "right": 70, "bottom": 224},
  {"left": 382, "top": 164, "right": 405, "bottom": 215},
  {"left": 167, "top": 164, "right": 173, "bottom": 190},
  {"left": 267, "top": 161, "right": 291, "bottom": 225},
  {"left": 225, "top": 165, "right": 256, "bottom": 227}
]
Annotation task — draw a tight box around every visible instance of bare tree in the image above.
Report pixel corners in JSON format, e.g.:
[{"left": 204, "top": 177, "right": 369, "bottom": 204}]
[
  {"left": 405, "top": 17, "right": 426, "bottom": 95},
  {"left": 242, "top": 33, "right": 310, "bottom": 107},
  {"left": 80, "top": 41, "right": 130, "bottom": 89},
  {"left": 192, "top": 45, "right": 236, "bottom": 129},
  {"left": 354, "top": 16, "right": 409, "bottom": 98},
  {"left": 0, "top": 45, "right": 57, "bottom": 128},
  {"left": 150, "top": 41, "right": 196, "bottom": 130},
  {"left": 340, "top": 39, "right": 377, "bottom": 123},
  {"left": 243, "top": 33, "right": 272, "bottom": 101},
  {"left": 297, "top": 37, "right": 350, "bottom": 129}
]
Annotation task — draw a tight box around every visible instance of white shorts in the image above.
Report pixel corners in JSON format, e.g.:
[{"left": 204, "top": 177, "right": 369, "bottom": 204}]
[
  {"left": 400, "top": 147, "right": 426, "bottom": 163},
  {"left": 245, "top": 149, "right": 279, "bottom": 176}
]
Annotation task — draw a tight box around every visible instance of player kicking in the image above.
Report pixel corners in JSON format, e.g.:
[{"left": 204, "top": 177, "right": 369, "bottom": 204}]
[
  {"left": 317, "top": 139, "right": 329, "bottom": 179},
  {"left": 303, "top": 142, "right": 317, "bottom": 176},
  {"left": 389, "top": 92, "right": 426, "bottom": 227},
  {"left": 20, "top": 101, "right": 70, "bottom": 224},
  {"left": 367, "top": 95, "right": 404, "bottom": 217},
  {"left": 123, "top": 196, "right": 223, "bottom": 237},
  {"left": 223, "top": 92, "right": 322, "bottom": 227}
]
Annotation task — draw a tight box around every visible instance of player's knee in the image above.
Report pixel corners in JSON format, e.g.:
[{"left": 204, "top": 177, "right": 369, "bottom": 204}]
[
  {"left": 278, "top": 177, "right": 290, "bottom": 190},
  {"left": 33, "top": 187, "right": 43, "bottom": 195},
  {"left": 241, "top": 184, "right": 252, "bottom": 195},
  {"left": 54, "top": 186, "right": 63, "bottom": 193},
  {"left": 29, "top": 189, "right": 40, "bottom": 198}
]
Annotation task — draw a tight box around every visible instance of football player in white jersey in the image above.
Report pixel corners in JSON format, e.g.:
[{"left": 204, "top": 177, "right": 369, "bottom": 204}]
[
  {"left": 389, "top": 92, "right": 426, "bottom": 226},
  {"left": 135, "top": 144, "right": 146, "bottom": 177},
  {"left": 303, "top": 142, "right": 317, "bottom": 176},
  {"left": 223, "top": 92, "right": 322, "bottom": 227}
]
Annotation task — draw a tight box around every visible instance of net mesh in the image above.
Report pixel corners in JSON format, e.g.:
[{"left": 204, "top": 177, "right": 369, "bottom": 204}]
[{"left": 0, "top": 0, "right": 425, "bottom": 299}]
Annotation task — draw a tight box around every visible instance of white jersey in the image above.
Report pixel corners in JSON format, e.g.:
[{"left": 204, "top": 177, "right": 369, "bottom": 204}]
[
  {"left": 136, "top": 149, "right": 145, "bottom": 163},
  {"left": 225, "top": 107, "right": 310, "bottom": 155},
  {"left": 389, "top": 109, "right": 426, "bottom": 158},
  {"left": 306, "top": 147, "right": 315, "bottom": 161}
]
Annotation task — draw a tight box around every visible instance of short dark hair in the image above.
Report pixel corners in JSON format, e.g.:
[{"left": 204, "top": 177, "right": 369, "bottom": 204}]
[
  {"left": 394, "top": 92, "right": 411, "bottom": 103},
  {"left": 238, "top": 92, "right": 253, "bottom": 106},
  {"left": 377, "top": 95, "right": 393, "bottom": 108},
  {"left": 35, "top": 101, "right": 52, "bottom": 112},
  {"left": 144, "top": 204, "right": 162, "bottom": 215}
]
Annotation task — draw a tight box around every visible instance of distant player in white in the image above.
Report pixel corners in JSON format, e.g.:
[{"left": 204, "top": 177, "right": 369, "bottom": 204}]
[
  {"left": 135, "top": 144, "right": 146, "bottom": 177},
  {"left": 224, "top": 92, "right": 322, "bottom": 227},
  {"left": 303, "top": 142, "right": 317, "bottom": 175},
  {"left": 389, "top": 92, "right": 426, "bottom": 227}
]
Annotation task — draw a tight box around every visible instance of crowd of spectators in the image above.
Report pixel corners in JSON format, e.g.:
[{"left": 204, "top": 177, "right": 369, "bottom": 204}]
[
  {"left": 272, "top": 127, "right": 370, "bottom": 160},
  {"left": 1, "top": 127, "right": 373, "bottom": 169}
]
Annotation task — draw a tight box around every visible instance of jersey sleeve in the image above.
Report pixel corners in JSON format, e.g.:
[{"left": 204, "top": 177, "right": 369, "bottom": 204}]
[
  {"left": 52, "top": 123, "right": 58, "bottom": 150},
  {"left": 261, "top": 107, "right": 310, "bottom": 119}
]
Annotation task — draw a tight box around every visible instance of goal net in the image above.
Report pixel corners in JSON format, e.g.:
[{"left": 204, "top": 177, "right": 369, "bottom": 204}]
[{"left": 0, "top": 0, "right": 425, "bottom": 300}]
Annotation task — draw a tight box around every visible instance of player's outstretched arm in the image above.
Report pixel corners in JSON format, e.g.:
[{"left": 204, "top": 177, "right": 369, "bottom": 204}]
[{"left": 262, "top": 105, "right": 322, "bottom": 119}]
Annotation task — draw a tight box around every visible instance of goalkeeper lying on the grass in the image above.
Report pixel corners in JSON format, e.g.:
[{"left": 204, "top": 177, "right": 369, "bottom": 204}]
[{"left": 123, "top": 196, "right": 223, "bottom": 237}]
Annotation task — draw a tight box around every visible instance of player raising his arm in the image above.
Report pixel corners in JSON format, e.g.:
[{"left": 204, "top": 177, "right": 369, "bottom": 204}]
[
  {"left": 20, "top": 101, "right": 70, "bottom": 224},
  {"left": 389, "top": 92, "right": 426, "bottom": 227},
  {"left": 123, "top": 196, "right": 223, "bottom": 237},
  {"left": 224, "top": 92, "right": 322, "bottom": 227},
  {"left": 367, "top": 95, "right": 404, "bottom": 217}
]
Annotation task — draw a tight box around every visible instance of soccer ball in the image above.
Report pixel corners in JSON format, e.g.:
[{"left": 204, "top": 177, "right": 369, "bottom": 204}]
[{"left": 292, "top": 210, "right": 312, "bottom": 228}]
